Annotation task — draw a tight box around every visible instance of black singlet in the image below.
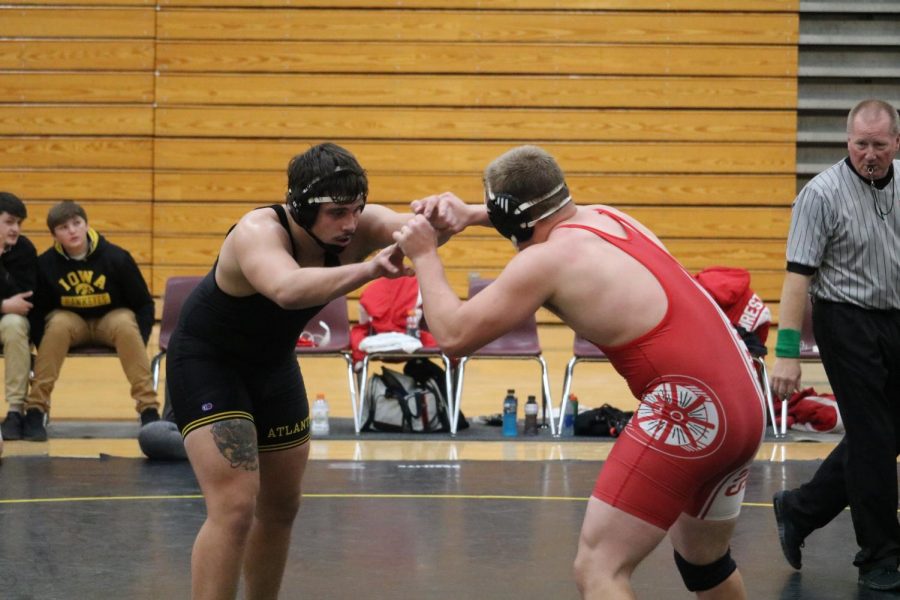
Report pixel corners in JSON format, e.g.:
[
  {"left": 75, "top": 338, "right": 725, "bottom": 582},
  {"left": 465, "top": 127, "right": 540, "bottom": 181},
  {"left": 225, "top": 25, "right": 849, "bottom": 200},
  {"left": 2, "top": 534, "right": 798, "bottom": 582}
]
[
  {"left": 166, "top": 205, "right": 340, "bottom": 448},
  {"left": 174, "top": 204, "right": 339, "bottom": 363}
]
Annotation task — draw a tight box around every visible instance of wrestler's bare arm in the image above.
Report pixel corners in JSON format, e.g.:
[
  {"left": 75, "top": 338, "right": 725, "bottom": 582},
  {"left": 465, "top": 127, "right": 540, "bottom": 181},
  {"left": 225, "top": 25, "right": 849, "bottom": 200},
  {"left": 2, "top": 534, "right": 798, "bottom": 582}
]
[
  {"left": 229, "top": 210, "right": 408, "bottom": 309},
  {"left": 395, "top": 215, "right": 554, "bottom": 356},
  {"left": 356, "top": 194, "right": 483, "bottom": 256},
  {"left": 412, "top": 193, "right": 492, "bottom": 237},
  {"left": 770, "top": 272, "right": 812, "bottom": 399}
]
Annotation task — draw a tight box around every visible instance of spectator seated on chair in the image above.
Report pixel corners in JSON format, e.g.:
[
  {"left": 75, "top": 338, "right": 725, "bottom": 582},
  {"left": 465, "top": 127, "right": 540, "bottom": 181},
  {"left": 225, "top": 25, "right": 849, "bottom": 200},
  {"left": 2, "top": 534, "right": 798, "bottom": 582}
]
[
  {"left": 0, "top": 192, "right": 38, "bottom": 442},
  {"left": 21, "top": 201, "right": 159, "bottom": 442}
]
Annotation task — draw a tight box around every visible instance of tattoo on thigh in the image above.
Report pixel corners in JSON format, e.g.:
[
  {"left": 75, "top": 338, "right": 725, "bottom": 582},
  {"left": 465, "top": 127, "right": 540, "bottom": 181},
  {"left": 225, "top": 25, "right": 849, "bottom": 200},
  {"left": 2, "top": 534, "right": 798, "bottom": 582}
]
[{"left": 211, "top": 420, "right": 259, "bottom": 471}]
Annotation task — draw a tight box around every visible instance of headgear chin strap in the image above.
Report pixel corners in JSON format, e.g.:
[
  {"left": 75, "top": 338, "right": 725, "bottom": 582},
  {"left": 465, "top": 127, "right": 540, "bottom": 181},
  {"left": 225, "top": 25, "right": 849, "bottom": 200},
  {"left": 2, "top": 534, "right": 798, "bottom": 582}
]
[
  {"left": 485, "top": 181, "right": 571, "bottom": 245},
  {"left": 287, "top": 166, "right": 367, "bottom": 230}
]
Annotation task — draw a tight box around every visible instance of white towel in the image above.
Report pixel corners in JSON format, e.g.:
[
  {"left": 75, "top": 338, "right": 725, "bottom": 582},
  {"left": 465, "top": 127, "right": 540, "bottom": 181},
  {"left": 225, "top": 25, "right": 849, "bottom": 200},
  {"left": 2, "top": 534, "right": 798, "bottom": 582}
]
[{"left": 358, "top": 332, "right": 423, "bottom": 354}]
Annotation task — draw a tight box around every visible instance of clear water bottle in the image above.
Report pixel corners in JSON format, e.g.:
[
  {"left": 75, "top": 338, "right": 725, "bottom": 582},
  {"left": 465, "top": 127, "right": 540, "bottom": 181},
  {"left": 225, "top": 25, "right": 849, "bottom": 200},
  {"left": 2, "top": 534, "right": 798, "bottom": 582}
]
[
  {"left": 311, "top": 392, "right": 330, "bottom": 436},
  {"left": 562, "top": 393, "right": 578, "bottom": 437},
  {"left": 405, "top": 309, "right": 420, "bottom": 339},
  {"left": 502, "top": 389, "right": 518, "bottom": 437},
  {"left": 524, "top": 394, "right": 538, "bottom": 435}
]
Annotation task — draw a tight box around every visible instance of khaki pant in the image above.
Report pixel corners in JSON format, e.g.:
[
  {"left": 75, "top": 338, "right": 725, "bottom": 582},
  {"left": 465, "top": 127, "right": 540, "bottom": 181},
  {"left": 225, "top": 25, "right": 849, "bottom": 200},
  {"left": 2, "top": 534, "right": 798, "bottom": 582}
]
[
  {"left": 25, "top": 308, "right": 158, "bottom": 415},
  {"left": 0, "top": 313, "right": 31, "bottom": 412}
]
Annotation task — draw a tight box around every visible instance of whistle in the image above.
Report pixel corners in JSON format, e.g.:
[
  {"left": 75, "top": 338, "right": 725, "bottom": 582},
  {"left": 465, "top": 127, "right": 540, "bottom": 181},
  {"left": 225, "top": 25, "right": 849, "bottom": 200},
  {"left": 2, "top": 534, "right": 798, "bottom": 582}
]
[{"left": 867, "top": 165, "right": 875, "bottom": 175}]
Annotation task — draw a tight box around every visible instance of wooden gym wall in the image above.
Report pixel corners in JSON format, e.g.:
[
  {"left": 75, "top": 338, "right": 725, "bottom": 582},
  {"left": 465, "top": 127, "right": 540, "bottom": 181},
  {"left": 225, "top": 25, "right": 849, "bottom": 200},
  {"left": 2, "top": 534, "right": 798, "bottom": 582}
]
[{"left": 0, "top": 0, "right": 799, "bottom": 321}]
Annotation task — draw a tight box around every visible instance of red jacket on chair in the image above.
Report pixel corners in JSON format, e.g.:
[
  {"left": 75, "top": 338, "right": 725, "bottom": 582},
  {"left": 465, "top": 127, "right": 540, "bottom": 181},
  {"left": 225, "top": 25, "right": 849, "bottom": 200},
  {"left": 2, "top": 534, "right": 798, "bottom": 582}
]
[
  {"left": 350, "top": 276, "right": 437, "bottom": 364},
  {"left": 693, "top": 266, "right": 772, "bottom": 355},
  {"left": 775, "top": 387, "right": 844, "bottom": 433}
]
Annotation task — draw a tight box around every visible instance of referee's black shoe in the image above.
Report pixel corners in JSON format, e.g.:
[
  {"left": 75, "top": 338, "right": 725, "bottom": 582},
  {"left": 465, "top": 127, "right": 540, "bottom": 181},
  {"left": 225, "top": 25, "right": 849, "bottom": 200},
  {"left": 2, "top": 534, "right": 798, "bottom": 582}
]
[
  {"left": 773, "top": 490, "right": 805, "bottom": 570},
  {"left": 859, "top": 567, "right": 900, "bottom": 591}
]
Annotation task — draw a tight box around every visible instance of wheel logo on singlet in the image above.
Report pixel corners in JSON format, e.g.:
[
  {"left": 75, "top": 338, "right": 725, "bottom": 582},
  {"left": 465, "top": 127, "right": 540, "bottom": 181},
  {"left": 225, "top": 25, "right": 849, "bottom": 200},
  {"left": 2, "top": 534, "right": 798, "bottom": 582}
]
[{"left": 631, "top": 377, "right": 724, "bottom": 458}]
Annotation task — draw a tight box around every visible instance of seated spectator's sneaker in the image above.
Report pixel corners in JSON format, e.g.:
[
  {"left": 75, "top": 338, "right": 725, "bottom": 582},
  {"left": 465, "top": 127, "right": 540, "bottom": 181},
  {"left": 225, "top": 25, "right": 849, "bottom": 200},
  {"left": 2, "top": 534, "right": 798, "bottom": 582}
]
[
  {"left": 22, "top": 409, "right": 47, "bottom": 442},
  {"left": 140, "top": 408, "right": 161, "bottom": 427},
  {"left": 1, "top": 411, "right": 24, "bottom": 440},
  {"left": 859, "top": 568, "right": 900, "bottom": 591}
]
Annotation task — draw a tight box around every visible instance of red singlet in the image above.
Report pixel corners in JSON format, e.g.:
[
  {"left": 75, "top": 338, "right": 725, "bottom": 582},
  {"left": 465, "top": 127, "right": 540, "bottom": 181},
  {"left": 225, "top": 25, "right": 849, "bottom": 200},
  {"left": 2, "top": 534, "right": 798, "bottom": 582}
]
[{"left": 560, "top": 209, "right": 766, "bottom": 529}]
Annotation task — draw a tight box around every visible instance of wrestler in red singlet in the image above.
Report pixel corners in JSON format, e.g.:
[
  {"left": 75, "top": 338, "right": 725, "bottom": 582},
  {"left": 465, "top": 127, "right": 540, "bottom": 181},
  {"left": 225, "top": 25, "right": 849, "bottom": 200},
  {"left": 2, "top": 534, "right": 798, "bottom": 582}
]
[{"left": 559, "top": 209, "right": 766, "bottom": 529}]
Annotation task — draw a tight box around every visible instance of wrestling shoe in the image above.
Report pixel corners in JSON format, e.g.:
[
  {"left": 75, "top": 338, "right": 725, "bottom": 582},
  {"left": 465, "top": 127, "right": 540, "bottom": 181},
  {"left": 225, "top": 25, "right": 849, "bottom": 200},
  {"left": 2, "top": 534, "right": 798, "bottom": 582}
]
[
  {"left": 22, "top": 408, "right": 47, "bottom": 442},
  {"left": 0, "top": 411, "right": 24, "bottom": 440},
  {"left": 140, "top": 408, "right": 161, "bottom": 426},
  {"left": 859, "top": 568, "right": 900, "bottom": 591},
  {"left": 773, "top": 490, "right": 804, "bottom": 569}
]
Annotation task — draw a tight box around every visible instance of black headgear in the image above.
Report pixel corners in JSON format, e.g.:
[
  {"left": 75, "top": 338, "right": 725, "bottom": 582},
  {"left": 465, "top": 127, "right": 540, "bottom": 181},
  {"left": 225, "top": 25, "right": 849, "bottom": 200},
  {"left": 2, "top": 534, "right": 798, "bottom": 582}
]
[
  {"left": 485, "top": 181, "right": 571, "bottom": 245},
  {"left": 286, "top": 166, "right": 367, "bottom": 231}
]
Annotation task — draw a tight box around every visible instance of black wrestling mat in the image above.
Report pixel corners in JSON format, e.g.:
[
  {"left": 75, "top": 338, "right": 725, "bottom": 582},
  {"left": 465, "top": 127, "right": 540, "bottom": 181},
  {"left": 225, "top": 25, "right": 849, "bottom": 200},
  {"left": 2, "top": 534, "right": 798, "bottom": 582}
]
[
  {"left": 0, "top": 457, "right": 879, "bottom": 599},
  {"left": 45, "top": 417, "right": 831, "bottom": 443}
]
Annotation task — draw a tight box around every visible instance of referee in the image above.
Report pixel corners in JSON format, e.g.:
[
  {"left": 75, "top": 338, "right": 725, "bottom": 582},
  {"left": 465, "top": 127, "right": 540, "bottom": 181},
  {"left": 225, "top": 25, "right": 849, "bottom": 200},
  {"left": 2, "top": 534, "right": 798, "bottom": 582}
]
[{"left": 770, "top": 99, "right": 900, "bottom": 591}]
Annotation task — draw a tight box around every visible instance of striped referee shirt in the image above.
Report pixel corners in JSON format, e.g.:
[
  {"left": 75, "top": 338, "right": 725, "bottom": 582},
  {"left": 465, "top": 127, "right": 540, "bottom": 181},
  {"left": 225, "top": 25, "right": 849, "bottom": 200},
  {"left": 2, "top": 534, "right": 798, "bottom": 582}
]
[{"left": 786, "top": 158, "right": 900, "bottom": 310}]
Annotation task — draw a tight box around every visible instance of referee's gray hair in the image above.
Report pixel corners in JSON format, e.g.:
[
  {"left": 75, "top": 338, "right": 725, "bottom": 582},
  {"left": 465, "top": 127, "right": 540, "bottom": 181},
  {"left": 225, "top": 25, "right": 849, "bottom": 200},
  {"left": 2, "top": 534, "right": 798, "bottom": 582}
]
[{"left": 847, "top": 99, "right": 900, "bottom": 136}]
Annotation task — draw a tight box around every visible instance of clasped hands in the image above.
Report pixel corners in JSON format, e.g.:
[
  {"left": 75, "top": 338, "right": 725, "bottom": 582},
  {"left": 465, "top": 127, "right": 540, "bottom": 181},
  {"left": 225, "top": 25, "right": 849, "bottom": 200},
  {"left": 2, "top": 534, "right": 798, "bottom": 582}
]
[
  {"left": 373, "top": 192, "right": 468, "bottom": 278},
  {"left": 396, "top": 192, "right": 468, "bottom": 259}
]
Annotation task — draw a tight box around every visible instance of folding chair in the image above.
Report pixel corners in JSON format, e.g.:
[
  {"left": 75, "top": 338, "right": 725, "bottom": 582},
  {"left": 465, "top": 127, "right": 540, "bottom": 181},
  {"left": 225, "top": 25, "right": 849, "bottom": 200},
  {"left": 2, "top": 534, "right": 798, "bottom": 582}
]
[
  {"left": 557, "top": 333, "right": 608, "bottom": 433},
  {"left": 759, "top": 297, "right": 819, "bottom": 438},
  {"left": 294, "top": 296, "right": 359, "bottom": 431},
  {"left": 352, "top": 276, "right": 454, "bottom": 435},
  {"left": 51, "top": 334, "right": 131, "bottom": 359},
  {"left": 356, "top": 346, "right": 455, "bottom": 434},
  {"left": 556, "top": 331, "right": 786, "bottom": 437},
  {"left": 150, "top": 276, "right": 204, "bottom": 394},
  {"left": 453, "top": 277, "right": 555, "bottom": 436},
  {"left": 780, "top": 297, "right": 820, "bottom": 435},
  {"left": 753, "top": 353, "right": 783, "bottom": 438},
  {"left": 692, "top": 266, "right": 783, "bottom": 436}
]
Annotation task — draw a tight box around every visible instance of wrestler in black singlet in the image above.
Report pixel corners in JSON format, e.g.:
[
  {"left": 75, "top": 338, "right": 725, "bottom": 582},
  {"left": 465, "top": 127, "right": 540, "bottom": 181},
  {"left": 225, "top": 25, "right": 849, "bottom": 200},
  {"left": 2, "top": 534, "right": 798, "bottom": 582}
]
[{"left": 166, "top": 205, "right": 339, "bottom": 451}]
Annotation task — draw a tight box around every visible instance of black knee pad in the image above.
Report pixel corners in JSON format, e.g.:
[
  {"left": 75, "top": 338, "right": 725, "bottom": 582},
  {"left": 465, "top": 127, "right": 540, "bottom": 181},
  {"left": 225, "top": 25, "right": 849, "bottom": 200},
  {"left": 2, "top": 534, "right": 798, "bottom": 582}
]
[{"left": 673, "top": 548, "right": 737, "bottom": 592}]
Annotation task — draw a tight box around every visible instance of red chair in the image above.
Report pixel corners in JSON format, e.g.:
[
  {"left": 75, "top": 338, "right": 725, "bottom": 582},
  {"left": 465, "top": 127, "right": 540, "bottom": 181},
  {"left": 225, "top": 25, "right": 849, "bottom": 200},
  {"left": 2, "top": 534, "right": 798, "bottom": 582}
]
[
  {"left": 557, "top": 334, "right": 608, "bottom": 433},
  {"left": 452, "top": 277, "right": 555, "bottom": 436},
  {"left": 295, "top": 296, "right": 359, "bottom": 431},
  {"left": 151, "top": 276, "right": 204, "bottom": 393}
]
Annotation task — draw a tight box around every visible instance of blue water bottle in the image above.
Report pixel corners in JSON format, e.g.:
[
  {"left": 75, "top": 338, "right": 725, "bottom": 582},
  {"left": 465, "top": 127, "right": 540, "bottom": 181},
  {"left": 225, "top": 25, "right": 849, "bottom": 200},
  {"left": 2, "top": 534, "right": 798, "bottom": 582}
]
[
  {"left": 502, "top": 389, "right": 518, "bottom": 437},
  {"left": 562, "top": 393, "right": 578, "bottom": 437}
]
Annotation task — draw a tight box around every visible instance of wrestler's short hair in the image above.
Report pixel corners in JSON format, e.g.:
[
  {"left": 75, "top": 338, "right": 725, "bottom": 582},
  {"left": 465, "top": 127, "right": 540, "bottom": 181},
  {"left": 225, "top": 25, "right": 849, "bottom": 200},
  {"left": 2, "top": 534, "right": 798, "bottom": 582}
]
[
  {"left": 47, "top": 200, "right": 88, "bottom": 232},
  {"left": 0, "top": 192, "right": 27, "bottom": 220},
  {"left": 484, "top": 145, "right": 570, "bottom": 224},
  {"left": 483, "top": 145, "right": 571, "bottom": 244},
  {"left": 847, "top": 99, "right": 900, "bottom": 136},
  {"left": 285, "top": 142, "right": 368, "bottom": 230}
]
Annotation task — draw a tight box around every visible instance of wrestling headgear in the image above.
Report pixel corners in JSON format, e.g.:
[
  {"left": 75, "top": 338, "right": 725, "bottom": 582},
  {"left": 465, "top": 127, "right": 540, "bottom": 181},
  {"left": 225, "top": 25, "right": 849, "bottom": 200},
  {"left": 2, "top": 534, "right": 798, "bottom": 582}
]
[
  {"left": 286, "top": 165, "right": 368, "bottom": 231},
  {"left": 485, "top": 181, "right": 571, "bottom": 245}
]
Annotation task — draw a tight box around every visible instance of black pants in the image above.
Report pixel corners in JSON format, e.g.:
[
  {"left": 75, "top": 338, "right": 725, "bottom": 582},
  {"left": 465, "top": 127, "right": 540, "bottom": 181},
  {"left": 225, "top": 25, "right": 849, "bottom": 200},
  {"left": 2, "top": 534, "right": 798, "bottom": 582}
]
[{"left": 785, "top": 301, "right": 900, "bottom": 571}]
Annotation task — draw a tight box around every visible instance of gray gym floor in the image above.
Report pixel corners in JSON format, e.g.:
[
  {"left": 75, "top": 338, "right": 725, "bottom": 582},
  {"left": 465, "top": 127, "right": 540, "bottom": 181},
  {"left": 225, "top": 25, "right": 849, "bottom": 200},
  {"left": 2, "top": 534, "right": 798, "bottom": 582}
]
[{"left": 0, "top": 455, "right": 886, "bottom": 599}]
